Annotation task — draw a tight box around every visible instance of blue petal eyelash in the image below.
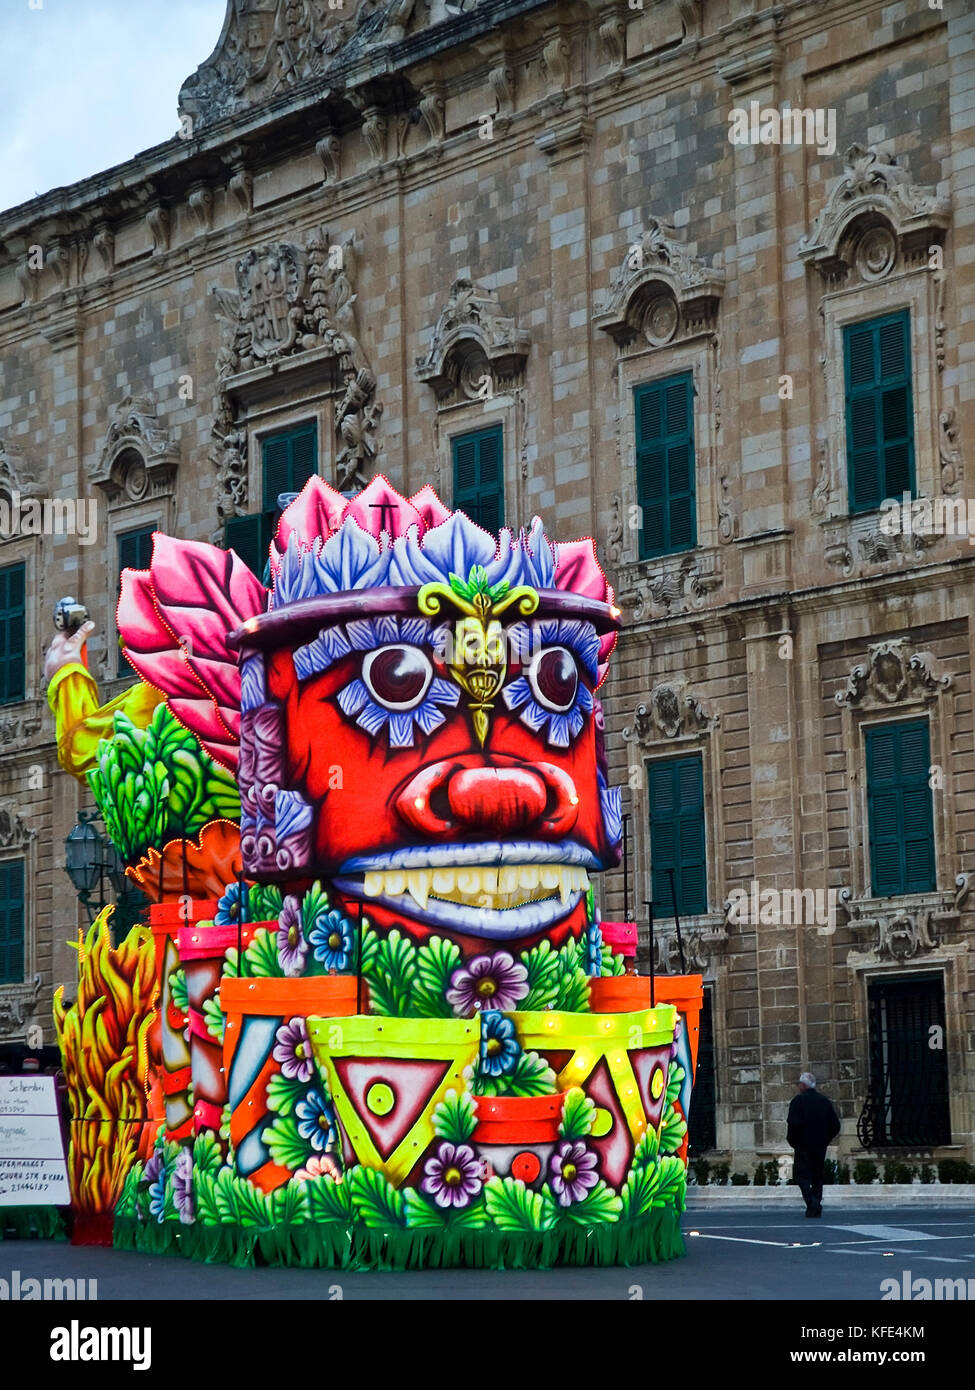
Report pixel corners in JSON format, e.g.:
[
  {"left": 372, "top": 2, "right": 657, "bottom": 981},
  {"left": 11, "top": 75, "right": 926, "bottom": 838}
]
[{"left": 502, "top": 621, "right": 596, "bottom": 747}]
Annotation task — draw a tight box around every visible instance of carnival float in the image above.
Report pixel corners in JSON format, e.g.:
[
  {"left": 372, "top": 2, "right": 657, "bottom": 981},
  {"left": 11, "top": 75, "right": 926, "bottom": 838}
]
[{"left": 47, "top": 475, "right": 702, "bottom": 1268}]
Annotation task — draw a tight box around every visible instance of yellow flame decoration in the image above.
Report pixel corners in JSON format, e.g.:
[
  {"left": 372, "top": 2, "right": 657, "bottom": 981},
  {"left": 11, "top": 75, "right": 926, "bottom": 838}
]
[{"left": 53, "top": 907, "right": 158, "bottom": 1214}]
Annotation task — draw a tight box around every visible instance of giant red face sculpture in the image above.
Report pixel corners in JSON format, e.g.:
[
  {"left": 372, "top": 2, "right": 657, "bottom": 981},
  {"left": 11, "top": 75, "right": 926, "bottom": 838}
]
[{"left": 230, "top": 479, "right": 621, "bottom": 949}]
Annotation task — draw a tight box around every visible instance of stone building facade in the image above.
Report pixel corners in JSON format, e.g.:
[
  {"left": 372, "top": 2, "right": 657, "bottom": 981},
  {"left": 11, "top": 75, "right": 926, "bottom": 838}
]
[{"left": 0, "top": 0, "right": 973, "bottom": 1171}]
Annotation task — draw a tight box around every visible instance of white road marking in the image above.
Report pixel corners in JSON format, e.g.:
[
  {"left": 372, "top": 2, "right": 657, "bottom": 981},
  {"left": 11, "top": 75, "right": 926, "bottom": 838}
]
[
  {"left": 823, "top": 1225, "right": 943, "bottom": 1241},
  {"left": 690, "top": 1233, "right": 822, "bottom": 1248}
]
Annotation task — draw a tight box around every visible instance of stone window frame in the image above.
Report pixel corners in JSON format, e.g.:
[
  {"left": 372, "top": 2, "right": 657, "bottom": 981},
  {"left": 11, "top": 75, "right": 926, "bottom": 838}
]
[
  {"left": 614, "top": 336, "right": 721, "bottom": 569},
  {"left": 245, "top": 402, "right": 330, "bottom": 510},
  {"left": 817, "top": 267, "right": 942, "bottom": 524},
  {"left": 0, "top": 536, "right": 39, "bottom": 707},
  {"left": 433, "top": 393, "right": 524, "bottom": 523},
  {"left": 0, "top": 806, "right": 41, "bottom": 1041},
  {"left": 103, "top": 508, "right": 161, "bottom": 692}
]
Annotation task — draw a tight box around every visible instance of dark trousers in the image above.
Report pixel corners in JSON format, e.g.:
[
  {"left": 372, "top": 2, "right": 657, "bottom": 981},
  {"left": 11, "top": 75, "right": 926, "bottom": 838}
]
[{"left": 794, "top": 1149, "right": 826, "bottom": 1211}]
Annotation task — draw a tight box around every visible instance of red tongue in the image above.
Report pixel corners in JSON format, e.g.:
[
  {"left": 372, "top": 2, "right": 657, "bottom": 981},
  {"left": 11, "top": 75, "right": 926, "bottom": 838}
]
[{"left": 445, "top": 766, "right": 548, "bottom": 837}]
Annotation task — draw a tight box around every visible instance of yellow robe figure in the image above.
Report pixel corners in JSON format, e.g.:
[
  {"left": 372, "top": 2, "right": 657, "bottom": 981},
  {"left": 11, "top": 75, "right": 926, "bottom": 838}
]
[{"left": 47, "top": 662, "right": 163, "bottom": 782}]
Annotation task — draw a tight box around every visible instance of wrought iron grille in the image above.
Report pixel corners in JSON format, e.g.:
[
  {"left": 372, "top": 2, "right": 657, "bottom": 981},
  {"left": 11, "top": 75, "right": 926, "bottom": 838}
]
[
  {"left": 688, "top": 988, "right": 716, "bottom": 1154},
  {"left": 857, "top": 973, "right": 951, "bottom": 1149}
]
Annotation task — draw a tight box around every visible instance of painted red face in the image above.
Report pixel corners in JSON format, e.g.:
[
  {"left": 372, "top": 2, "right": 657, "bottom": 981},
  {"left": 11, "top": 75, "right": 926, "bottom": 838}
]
[{"left": 260, "top": 616, "right": 614, "bottom": 944}]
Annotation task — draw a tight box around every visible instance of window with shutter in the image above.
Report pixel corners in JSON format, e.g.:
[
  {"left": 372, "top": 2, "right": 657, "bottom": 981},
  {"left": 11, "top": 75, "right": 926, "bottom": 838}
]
[
  {"left": 647, "top": 754, "right": 707, "bottom": 917},
  {"left": 844, "top": 311, "right": 915, "bottom": 513},
  {"left": 227, "top": 423, "right": 319, "bottom": 579},
  {"left": 0, "top": 858, "right": 25, "bottom": 984},
  {"left": 451, "top": 426, "right": 505, "bottom": 530},
  {"left": 117, "top": 527, "right": 155, "bottom": 677},
  {"left": 0, "top": 562, "right": 25, "bottom": 705},
  {"left": 634, "top": 374, "right": 696, "bottom": 559},
  {"left": 865, "top": 718, "right": 936, "bottom": 897}
]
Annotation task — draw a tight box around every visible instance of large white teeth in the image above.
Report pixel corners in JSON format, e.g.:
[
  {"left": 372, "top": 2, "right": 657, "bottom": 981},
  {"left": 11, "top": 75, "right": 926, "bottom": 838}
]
[{"left": 359, "top": 864, "right": 590, "bottom": 912}]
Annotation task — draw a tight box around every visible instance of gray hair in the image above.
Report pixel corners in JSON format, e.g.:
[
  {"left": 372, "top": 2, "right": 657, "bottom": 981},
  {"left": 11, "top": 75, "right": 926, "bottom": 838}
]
[{"left": 799, "top": 1072, "right": 817, "bottom": 1088}]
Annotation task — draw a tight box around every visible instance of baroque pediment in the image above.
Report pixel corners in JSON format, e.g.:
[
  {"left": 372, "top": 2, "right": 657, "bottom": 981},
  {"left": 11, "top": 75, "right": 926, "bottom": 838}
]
[
  {"left": 594, "top": 217, "right": 724, "bottom": 349},
  {"left": 415, "top": 278, "right": 531, "bottom": 399},
  {"left": 178, "top": 1, "right": 449, "bottom": 132}
]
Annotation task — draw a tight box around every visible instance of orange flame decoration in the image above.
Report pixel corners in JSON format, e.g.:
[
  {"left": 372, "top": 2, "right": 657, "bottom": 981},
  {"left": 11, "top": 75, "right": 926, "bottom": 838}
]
[{"left": 53, "top": 907, "right": 159, "bottom": 1214}]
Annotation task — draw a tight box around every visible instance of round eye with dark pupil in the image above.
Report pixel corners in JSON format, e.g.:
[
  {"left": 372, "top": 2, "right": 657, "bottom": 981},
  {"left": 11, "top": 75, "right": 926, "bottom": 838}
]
[
  {"left": 362, "top": 645, "right": 433, "bottom": 710},
  {"left": 531, "top": 647, "right": 579, "bottom": 712}
]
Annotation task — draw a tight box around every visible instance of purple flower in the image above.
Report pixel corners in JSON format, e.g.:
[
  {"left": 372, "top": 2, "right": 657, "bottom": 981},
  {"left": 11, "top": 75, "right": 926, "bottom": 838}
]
[
  {"left": 143, "top": 1150, "right": 163, "bottom": 1187},
  {"left": 147, "top": 1156, "right": 166, "bottom": 1223},
  {"left": 173, "top": 1148, "right": 195, "bottom": 1225},
  {"left": 296, "top": 1091, "right": 335, "bottom": 1152},
  {"left": 277, "top": 895, "right": 307, "bottom": 976},
  {"left": 549, "top": 1141, "right": 599, "bottom": 1207},
  {"left": 421, "top": 1142, "right": 483, "bottom": 1209},
  {"left": 273, "top": 1017, "right": 315, "bottom": 1084},
  {"left": 446, "top": 951, "right": 529, "bottom": 1015},
  {"left": 478, "top": 1011, "right": 521, "bottom": 1078}
]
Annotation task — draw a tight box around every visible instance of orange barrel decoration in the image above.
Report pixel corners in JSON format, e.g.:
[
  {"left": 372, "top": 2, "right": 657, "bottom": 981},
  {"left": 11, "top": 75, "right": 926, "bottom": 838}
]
[
  {"left": 472, "top": 1094, "right": 566, "bottom": 1188},
  {"left": 148, "top": 900, "right": 217, "bottom": 1141},
  {"left": 588, "top": 972, "right": 704, "bottom": 1165},
  {"left": 222, "top": 976, "right": 357, "bottom": 1193},
  {"left": 178, "top": 919, "right": 256, "bottom": 1135}
]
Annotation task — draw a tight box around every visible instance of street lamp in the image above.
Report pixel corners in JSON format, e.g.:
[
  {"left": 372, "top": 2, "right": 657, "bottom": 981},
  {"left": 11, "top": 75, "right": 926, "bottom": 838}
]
[{"left": 63, "top": 811, "right": 126, "bottom": 924}]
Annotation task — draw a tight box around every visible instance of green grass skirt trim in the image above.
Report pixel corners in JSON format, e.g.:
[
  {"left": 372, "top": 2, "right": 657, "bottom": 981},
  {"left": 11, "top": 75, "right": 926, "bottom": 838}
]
[
  {"left": 0, "top": 1207, "right": 68, "bottom": 1241},
  {"left": 113, "top": 1205, "right": 685, "bottom": 1270}
]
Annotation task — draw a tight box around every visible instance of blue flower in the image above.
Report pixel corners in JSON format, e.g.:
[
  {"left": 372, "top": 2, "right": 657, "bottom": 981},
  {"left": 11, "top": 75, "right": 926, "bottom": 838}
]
[
  {"left": 296, "top": 1091, "right": 336, "bottom": 1152},
  {"left": 148, "top": 1170, "right": 167, "bottom": 1223},
  {"left": 585, "top": 924, "right": 603, "bottom": 976},
  {"left": 215, "top": 881, "right": 246, "bottom": 926},
  {"left": 478, "top": 1010, "right": 521, "bottom": 1078},
  {"left": 309, "top": 908, "right": 355, "bottom": 972}
]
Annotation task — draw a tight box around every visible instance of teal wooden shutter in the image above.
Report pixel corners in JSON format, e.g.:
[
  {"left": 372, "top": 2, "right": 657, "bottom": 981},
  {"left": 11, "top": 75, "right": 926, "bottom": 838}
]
[
  {"left": 259, "top": 422, "right": 318, "bottom": 561},
  {"left": 0, "top": 858, "right": 25, "bottom": 984},
  {"left": 844, "top": 311, "right": 915, "bottom": 514},
  {"left": 224, "top": 514, "right": 268, "bottom": 580},
  {"left": 0, "top": 562, "right": 25, "bottom": 704},
  {"left": 452, "top": 426, "right": 505, "bottom": 530},
  {"left": 635, "top": 374, "right": 696, "bottom": 559},
  {"left": 117, "top": 527, "right": 154, "bottom": 677},
  {"left": 648, "top": 755, "right": 707, "bottom": 917},
  {"left": 866, "top": 719, "right": 936, "bottom": 896}
]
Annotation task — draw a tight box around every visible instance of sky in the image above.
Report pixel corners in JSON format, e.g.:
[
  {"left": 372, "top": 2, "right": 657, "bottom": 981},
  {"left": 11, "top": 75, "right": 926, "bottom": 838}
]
[{"left": 0, "top": 0, "right": 228, "bottom": 213}]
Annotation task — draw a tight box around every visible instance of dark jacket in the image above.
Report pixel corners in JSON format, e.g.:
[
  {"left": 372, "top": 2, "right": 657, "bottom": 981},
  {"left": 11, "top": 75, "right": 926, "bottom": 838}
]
[{"left": 787, "top": 1089, "right": 841, "bottom": 1153}]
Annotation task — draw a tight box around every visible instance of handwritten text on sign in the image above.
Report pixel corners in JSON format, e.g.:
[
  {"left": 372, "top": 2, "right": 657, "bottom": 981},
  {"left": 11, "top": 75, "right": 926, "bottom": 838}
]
[{"left": 0, "top": 1076, "right": 70, "bottom": 1206}]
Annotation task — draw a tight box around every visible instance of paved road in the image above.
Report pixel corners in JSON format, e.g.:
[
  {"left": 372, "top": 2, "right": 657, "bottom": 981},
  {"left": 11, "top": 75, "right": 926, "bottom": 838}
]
[{"left": 3, "top": 1207, "right": 974, "bottom": 1300}]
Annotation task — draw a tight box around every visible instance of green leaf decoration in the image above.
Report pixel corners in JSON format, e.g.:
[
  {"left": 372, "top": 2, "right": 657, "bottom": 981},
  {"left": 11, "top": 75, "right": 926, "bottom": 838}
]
[
  {"left": 272, "top": 1182, "right": 309, "bottom": 1226},
  {"left": 359, "top": 919, "right": 380, "bottom": 978},
  {"left": 600, "top": 944, "right": 627, "bottom": 977},
  {"left": 487, "top": 578, "right": 510, "bottom": 602},
  {"left": 203, "top": 994, "right": 224, "bottom": 1042},
  {"left": 249, "top": 883, "right": 283, "bottom": 922},
  {"left": 654, "top": 1155, "right": 687, "bottom": 1211},
  {"left": 450, "top": 1197, "right": 489, "bottom": 1229},
  {"left": 666, "top": 1064, "right": 686, "bottom": 1106},
  {"left": 520, "top": 940, "right": 561, "bottom": 1010},
  {"left": 192, "top": 1131, "right": 223, "bottom": 1175},
  {"left": 168, "top": 968, "right": 188, "bottom": 1015},
  {"left": 660, "top": 1104, "right": 688, "bottom": 1155},
  {"left": 402, "top": 1187, "right": 448, "bottom": 1229},
  {"left": 484, "top": 1175, "right": 557, "bottom": 1233},
  {"left": 364, "top": 928, "right": 417, "bottom": 1016},
  {"left": 559, "top": 1087, "right": 596, "bottom": 1140},
  {"left": 194, "top": 1170, "right": 219, "bottom": 1225},
  {"left": 555, "top": 965, "right": 591, "bottom": 1012},
  {"left": 432, "top": 1088, "right": 478, "bottom": 1142},
  {"left": 632, "top": 1127, "right": 660, "bottom": 1171},
  {"left": 116, "top": 1163, "right": 141, "bottom": 1217},
  {"left": 349, "top": 1165, "right": 406, "bottom": 1228},
  {"left": 261, "top": 1114, "right": 313, "bottom": 1173},
  {"left": 413, "top": 935, "right": 462, "bottom": 1018},
  {"left": 240, "top": 927, "right": 283, "bottom": 978},
  {"left": 300, "top": 881, "right": 331, "bottom": 934},
  {"left": 235, "top": 1175, "right": 273, "bottom": 1228},
  {"left": 305, "top": 1175, "right": 352, "bottom": 1223},
  {"left": 560, "top": 1179, "right": 622, "bottom": 1226},
  {"left": 213, "top": 1165, "right": 238, "bottom": 1225},
  {"left": 266, "top": 1072, "right": 312, "bottom": 1117},
  {"left": 619, "top": 1160, "right": 660, "bottom": 1220},
  {"left": 475, "top": 1049, "right": 557, "bottom": 1098}
]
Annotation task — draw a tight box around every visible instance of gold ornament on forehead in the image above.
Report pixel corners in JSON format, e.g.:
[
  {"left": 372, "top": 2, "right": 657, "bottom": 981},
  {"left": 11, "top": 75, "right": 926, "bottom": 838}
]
[{"left": 418, "top": 566, "right": 539, "bottom": 747}]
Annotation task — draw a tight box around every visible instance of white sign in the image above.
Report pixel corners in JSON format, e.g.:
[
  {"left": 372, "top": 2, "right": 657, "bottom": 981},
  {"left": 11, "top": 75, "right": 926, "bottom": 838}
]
[{"left": 0, "top": 1076, "right": 70, "bottom": 1206}]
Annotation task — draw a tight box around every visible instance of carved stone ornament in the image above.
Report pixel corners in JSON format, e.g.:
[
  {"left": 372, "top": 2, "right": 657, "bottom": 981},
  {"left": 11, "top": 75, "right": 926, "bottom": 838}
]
[
  {"left": 178, "top": 2, "right": 426, "bottom": 134},
  {"left": 822, "top": 509, "right": 938, "bottom": 577},
  {"left": 415, "top": 278, "right": 531, "bottom": 401},
  {"left": 211, "top": 227, "right": 381, "bottom": 520},
  {"left": 838, "top": 875, "right": 971, "bottom": 962},
  {"left": 0, "top": 803, "right": 36, "bottom": 848},
  {"left": 799, "top": 144, "right": 950, "bottom": 282},
  {"left": 651, "top": 918, "right": 726, "bottom": 975},
  {"left": 0, "top": 974, "right": 42, "bottom": 1039},
  {"left": 623, "top": 679, "right": 718, "bottom": 744},
  {"left": 594, "top": 217, "right": 724, "bottom": 350},
  {"left": 940, "top": 408, "right": 962, "bottom": 495},
  {"left": 618, "top": 549, "right": 723, "bottom": 619},
  {"left": 835, "top": 638, "right": 952, "bottom": 708},
  {"left": 0, "top": 712, "right": 42, "bottom": 744},
  {"left": 0, "top": 440, "right": 41, "bottom": 502},
  {"left": 89, "top": 393, "right": 179, "bottom": 506}
]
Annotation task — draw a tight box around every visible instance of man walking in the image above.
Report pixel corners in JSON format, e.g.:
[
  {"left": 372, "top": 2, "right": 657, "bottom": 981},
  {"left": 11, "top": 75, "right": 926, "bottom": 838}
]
[{"left": 787, "top": 1072, "right": 841, "bottom": 1217}]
